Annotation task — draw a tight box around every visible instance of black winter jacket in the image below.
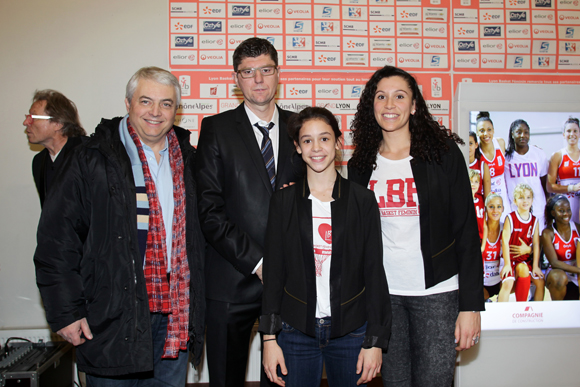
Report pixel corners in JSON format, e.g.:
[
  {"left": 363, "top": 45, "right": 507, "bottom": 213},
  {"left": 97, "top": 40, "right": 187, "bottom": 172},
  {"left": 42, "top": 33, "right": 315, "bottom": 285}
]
[{"left": 34, "top": 117, "right": 205, "bottom": 376}]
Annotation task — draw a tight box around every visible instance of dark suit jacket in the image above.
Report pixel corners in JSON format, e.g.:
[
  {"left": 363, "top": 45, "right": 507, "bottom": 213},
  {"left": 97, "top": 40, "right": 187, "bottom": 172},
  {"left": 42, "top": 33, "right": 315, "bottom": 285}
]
[
  {"left": 196, "top": 103, "right": 303, "bottom": 304},
  {"left": 32, "top": 136, "right": 84, "bottom": 208},
  {"left": 347, "top": 140, "right": 484, "bottom": 312},
  {"left": 258, "top": 174, "right": 391, "bottom": 349}
]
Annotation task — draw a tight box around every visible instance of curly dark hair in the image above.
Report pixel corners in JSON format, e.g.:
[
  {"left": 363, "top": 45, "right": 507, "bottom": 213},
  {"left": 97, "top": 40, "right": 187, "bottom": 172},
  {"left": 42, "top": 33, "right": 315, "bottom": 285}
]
[
  {"left": 232, "top": 37, "right": 278, "bottom": 72},
  {"left": 544, "top": 194, "right": 569, "bottom": 227},
  {"left": 349, "top": 66, "right": 463, "bottom": 172},
  {"left": 505, "top": 119, "right": 530, "bottom": 161}
]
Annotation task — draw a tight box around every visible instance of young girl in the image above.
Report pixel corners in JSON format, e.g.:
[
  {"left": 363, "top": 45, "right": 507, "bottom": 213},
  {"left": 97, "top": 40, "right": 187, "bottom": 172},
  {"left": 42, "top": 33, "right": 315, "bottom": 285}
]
[
  {"left": 470, "top": 169, "right": 485, "bottom": 241},
  {"left": 259, "top": 107, "right": 391, "bottom": 387},
  {"left": 469, "top": 131, "right": 491, "bottom": 199},
  {"left": 547, "top": 118, "right": 580, "bottom": 223},
  {"left": 477, "top": 112, "right": 510, "bottom": 221},
  {"left": 499, "top": 183, "right": 544, "bottom": 302},
  {"left": 541, "top": 195, "right": 580, "bottom": 300},
  {"left": 480, "top": 194, "right": 506, "bottom": 300}
]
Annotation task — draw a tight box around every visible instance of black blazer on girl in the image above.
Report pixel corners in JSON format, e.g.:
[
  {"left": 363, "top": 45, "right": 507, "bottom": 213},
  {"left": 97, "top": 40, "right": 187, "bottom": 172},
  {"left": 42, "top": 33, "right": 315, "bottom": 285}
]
[{"left": 259, "top": 173, "right": 391, "bottom": 349}]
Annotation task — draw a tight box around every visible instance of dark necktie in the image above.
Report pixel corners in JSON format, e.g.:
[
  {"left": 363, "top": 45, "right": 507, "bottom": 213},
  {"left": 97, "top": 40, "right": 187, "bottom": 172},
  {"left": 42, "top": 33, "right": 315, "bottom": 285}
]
[{"left": 255, "top": 122, "right": 276, "bottom": 190}]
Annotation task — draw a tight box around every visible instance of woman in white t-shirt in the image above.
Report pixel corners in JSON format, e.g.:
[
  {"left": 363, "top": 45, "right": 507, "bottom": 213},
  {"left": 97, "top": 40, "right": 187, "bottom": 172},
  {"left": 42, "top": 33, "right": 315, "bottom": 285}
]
[
  {"left": 260, "top": 107, "right": 391, "bottom": 387},
  {"left": 504, "top": 119, "right": 549, "bottom": 231},
  {"left": 348, "top": 66, "right": 483, "bottom": 387}
]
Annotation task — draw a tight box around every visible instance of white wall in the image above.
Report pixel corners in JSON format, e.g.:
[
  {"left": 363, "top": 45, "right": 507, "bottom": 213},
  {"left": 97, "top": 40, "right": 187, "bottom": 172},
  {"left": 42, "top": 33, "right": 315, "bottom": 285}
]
[{"left": 0, "top": 0, "right": 168, "bottom": 330}]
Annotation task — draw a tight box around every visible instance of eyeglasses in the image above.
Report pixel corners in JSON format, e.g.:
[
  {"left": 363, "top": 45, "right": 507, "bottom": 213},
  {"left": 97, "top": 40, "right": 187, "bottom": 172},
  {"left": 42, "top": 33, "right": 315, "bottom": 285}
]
[
  {"left": 24, "top": 114, "right": 53, "bottom": 123},
  {"left": 236, "top": 66, "right": 277, "bottom": 79}
]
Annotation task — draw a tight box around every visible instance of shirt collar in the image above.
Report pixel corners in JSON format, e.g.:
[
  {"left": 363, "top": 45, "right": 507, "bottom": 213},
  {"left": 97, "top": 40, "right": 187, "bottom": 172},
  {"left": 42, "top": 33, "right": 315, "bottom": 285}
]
[{"left": 244, "top": 104, "right": 279, "bottom": 129}]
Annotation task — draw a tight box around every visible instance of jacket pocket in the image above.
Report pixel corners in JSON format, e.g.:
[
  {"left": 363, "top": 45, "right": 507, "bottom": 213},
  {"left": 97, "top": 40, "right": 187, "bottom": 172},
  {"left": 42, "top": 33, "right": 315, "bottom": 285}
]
[{"left": 341, "top": 287, "right": 365, "bottom": 306}]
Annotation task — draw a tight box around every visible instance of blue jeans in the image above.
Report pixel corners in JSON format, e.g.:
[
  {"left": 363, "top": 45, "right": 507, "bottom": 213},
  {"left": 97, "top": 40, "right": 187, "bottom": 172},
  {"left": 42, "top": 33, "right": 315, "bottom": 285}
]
[
  {"left": 381, "top": 291, "right": 459, "bottom": 387},
  {"left": 86, "top": 313, "right": 189, "bottom": 387},
  {"left": 277, "top": 318, "right": 367, "bottom": 387}
]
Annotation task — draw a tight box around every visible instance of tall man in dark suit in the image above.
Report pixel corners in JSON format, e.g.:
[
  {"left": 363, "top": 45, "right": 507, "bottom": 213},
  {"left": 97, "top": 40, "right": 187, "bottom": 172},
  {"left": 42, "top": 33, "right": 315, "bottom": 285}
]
[
  {"left": 196, "top": 37, "right": 302, "bottom": 387},
  {"left": 24, "top": 90, "right": 86, "bottom": 207}
]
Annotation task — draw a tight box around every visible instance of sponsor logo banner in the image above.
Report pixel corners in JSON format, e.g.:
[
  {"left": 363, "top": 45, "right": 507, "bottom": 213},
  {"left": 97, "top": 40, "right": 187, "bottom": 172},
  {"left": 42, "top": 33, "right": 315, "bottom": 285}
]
[
  {"left": 481, "top": 40, "right": 506, "bottom": 52},
  {"left": 507, "top": 10, "right": 529, "bottom": 22},
  {"left": 170, "top": 50, "right": 198, "bottom": 65},
  {"left": 286, "top": 36, "right": 312, "bottom": 50},
  {"left": 316, "top": 84, "right": 342, "bottom": 98},
  {"left": 200, "top": 3, "right": 226, "bottom": 17},
  {"left": 455, "top": 39, "right": 478, "bottom": 52},
  {"left": 180, "top": 99, "right": 218, "bottom": 114},
  {"left": 532, "top": 40, "right": 557, "bottom": 53},
  {"left": 371, "top": 22, "right": 396, "bottom": 36},
  {"left": 533, "top": 25, "right": 557, "bottom": 37},
  {"left": 171, "top": 2, "right": 197, "bottom": 17},
  {"left": 396, "top": 7, "right": 422, "bottom": 21},
  {"left": 342, "top": 21, "right": 369, "bottom": 35},
  {"left": 398, "top": 22, "right": 422, "bottom": 36},
  {"left": 397, "top": 53, "right": 422, "bottom": 67},
  {"left": 200, "top": 84, "right": 228, "bottom": 98},
  {"left": 481, "top": 25, "right": 504, "bottom": 37},
  {"left": 455, "top": 24, "right": 479, "bottom": 37},
  {"left": 257, "top": 20, "right": 283, "bottom": 33},
  {"left": 506, "top": 54, "right": 531, "bottom": 68},
  {"left": 423, "top": 22, "right": 447, "bottom": 37},
  {"left": 172, "top": 35, "right": 196, "bottom": 48},
  {"left": 426, "top": 99, "right": 450, "bottom": 113},
  {"left": 286, "top": 84, "right": 312, "bottom": 98},
  {"left": 285, "top": 4, "right": 312, "bottom": 18},
  {"left": 369, "top": 6, "right": 395, "bottom": 20},
  {"left": 199, "top": 35, "right": 226, "bottom": 49},
  {"left": 398, "top": 38, "right": 422, "bottom": 52},
  {"left": 315, "top": 21, "right": 341, "bottom": 35},
  {"left": 423, "top": 54, "right": 449, "bottom": 67},
  {"left": 506, "top": 25, "right": 531, "bottom": 38},
  {"left": 315, "top": 52, "right": 341, "bottom": 65},
  {"left": 423, "top": 39, "right": 448, "bottom": 53},
  {"left": 228, "top": 21, "right": 254, "bottom": 33},
  {"left": 199, "top": 51, "right": 227, "bottom": 65},
  {"left": 371, "top": 52, "right": 397, "bottom": 65},
  {"left": 454, "top": 9, "right": 478, "bottom": 23},
  {"left": 343, "top": 37, "right": 369, "bottom": 51},
  {"left": 481, "top": 54, "right": 506, "bottom": 67},
  {"left": 559, "top": 55, "right": 580, "bottom": 68},
  {"left": 171, "top": 19, "right": 197, "bottom": 33},
  {"left": 507, "top": 39, "right": 532, "bottom": 52},
  {"left": 424, "top": 8, "right": 447, "bottom": 21},
  {"left": 532, "top": 10, "right": 556, "bottom": 23},
  {"left": 200, "top": 20, "right": 224, "bottom": 33},
  {"left": 256, "top": 4, "right": 283, "bottom": 18},
  {"left": 228, "top": 4, "right": 252, "bottom": 17},
  {"left": 286, "top": 51, "right": 313, "bottom": 65},
  {"left": 343, "top": 52, "right": 369, "bottom": 66},
  {"left": 480, "top": 10, "right": 505, "bottom": 23},
  {"left": 532, "top": 54, "right": 556, "bottom": 68},
  {"left": 313, "top": 5, "right": 340, "bottom": 19},
  {"left": 455, "top": 54, "right": 480, "bottom": 67}
]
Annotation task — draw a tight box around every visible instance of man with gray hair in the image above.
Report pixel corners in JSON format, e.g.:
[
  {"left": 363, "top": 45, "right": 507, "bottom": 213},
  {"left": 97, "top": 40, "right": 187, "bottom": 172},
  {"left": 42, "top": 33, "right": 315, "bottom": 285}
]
[
  {"left": 24, "top": 89, "right": 86, "bottom": 207},
  {"left": 34, "top": 67, "right": 205, "bottom": 386}
]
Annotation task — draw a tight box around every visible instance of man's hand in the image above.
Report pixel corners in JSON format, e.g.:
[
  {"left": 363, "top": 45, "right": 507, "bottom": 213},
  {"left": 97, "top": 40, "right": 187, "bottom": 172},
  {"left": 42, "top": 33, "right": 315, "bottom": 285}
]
[{"left": 57, "top": 318, "right": 93, "bottom": 346}]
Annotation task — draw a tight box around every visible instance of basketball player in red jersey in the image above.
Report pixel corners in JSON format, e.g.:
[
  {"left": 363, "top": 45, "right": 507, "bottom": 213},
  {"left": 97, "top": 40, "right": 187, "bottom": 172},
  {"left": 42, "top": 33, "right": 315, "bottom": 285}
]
[
  {"left": 541, "top": 195, "right": 580, "bottom": 300},
  {"left": 476, "top": 113, "right": 509, "bottom": 221},
  {"left": 470, "top": 169, "right": 485, "bottom": 241},
  {"left": 547, "top": 118, "right": 580, "bottom": 224},
  {"left": 469, "top": 131, "right": 491, "bottom": 199},
  {"left": 481, "top": 193, "right": 507, "bottom": 301},
  {"left": 499, "top": 183, "right": 544, "bottom": 302}
]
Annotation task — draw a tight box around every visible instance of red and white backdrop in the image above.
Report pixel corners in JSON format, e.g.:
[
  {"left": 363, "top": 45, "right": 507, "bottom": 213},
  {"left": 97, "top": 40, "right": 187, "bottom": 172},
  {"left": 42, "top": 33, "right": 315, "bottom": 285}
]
[{"left": 168, "top": 0, "right": 580, "bottom": 162}]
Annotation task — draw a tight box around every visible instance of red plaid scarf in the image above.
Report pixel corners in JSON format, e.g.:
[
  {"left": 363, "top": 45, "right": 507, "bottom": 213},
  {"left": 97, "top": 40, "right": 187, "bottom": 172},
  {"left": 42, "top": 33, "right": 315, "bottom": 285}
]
[{"left": 127, "top": 121, "right": 190, "bottom": 358}]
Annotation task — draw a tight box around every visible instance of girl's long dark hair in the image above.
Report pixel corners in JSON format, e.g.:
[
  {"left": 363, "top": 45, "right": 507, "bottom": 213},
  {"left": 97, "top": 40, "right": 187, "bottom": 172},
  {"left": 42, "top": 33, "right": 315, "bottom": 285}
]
[
  {"left": 349, "top": 66, "right": 462, "bottom": 172},
  {"left": 505, "top": 119, "right": 530, "bottom": 161},
  {"left": 469, "top": 131, "right": 481, "bottom": 161}
]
